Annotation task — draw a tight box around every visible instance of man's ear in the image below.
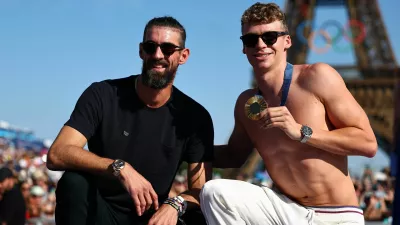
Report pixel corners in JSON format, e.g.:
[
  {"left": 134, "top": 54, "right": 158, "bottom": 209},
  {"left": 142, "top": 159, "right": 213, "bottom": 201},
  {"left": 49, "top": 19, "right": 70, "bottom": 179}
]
[
  {"left": 139, "top": 43, "right": 144, "bottom": 60},
  {"left": 179, "top": 48, "right": 190, "bottom": 65},
  {"left": 284, "top": 35, "right": 292, "bottom": 51}
]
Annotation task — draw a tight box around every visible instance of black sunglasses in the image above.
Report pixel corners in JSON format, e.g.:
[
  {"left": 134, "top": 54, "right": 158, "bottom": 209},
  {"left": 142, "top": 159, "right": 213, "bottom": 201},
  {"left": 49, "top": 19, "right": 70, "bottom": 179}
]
[
  {"left": 141, "top": 41, "right": 183, "bottom": 56},
  {"left": 240, "top": 31, "right": 288, "bottom": 48}
]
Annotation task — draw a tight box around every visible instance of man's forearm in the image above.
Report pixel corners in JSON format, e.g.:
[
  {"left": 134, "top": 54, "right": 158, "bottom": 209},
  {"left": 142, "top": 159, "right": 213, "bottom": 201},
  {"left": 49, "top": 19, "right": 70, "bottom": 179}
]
[
  {"left": 47, "top": 145, "right": 113, "bottom": 175},
  {"left": 306, "top": 127, "right": 377, "bottom": 157}
]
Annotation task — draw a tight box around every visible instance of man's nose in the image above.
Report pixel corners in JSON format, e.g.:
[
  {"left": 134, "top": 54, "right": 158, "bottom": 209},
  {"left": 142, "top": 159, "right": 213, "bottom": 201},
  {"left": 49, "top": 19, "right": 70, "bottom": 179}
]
[
  {"left": 153, "top": 46, "right": 164, "bottom": 60},
  {"left": 255, "top": 37, "right": 267, "bottom": 49}
]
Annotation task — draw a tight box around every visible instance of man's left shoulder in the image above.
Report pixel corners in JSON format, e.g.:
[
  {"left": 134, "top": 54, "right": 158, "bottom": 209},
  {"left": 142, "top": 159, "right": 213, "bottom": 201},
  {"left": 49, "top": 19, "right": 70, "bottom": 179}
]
[
  {"left": 297, "top": 62, "right": 344, "bottom": 88},
  {"left": 172, "top": 87, "right": 212, "bottom": 119},
  {"left": 302, "top": 62, "right": 341, "bottom": 78}
]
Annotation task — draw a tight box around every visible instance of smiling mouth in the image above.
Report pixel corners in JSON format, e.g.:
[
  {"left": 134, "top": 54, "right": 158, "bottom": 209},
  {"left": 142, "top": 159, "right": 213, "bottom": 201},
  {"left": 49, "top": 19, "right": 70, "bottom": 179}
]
[
  {"left": 254, "top": 52, "right": 273, "bottom": 57},
  {"left": 150, "top": 64, "right": 168, "bottom": 70},
  {"left": 253, "top": 52, "right": 273, "bottom": 60}
]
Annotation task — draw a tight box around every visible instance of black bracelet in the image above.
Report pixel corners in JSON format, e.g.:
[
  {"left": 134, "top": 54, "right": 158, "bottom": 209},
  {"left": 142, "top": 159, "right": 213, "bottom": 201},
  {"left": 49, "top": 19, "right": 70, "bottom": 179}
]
[{"left": 164, "top": 201, "right": 180, "bottom": 212}]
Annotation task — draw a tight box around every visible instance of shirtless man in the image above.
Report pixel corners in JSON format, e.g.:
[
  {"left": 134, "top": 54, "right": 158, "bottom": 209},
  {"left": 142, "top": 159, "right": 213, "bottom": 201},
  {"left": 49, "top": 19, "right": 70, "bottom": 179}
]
[{"left": 199, "top": 2, "right": 377, "bottom": 225}]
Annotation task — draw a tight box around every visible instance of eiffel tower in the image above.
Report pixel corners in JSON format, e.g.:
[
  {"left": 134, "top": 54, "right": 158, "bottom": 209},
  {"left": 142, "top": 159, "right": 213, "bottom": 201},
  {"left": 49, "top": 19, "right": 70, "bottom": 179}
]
[{"left": 225, "top": 0, "right": 400, "bottom": 179}]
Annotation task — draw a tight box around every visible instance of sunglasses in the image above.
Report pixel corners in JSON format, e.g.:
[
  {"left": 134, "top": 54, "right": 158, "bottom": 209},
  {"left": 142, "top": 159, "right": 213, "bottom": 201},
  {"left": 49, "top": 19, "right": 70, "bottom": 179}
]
[
  {"left": 240, "top": 31, "right": 289, "bottom": 48},
  {"left": 141, "top": 41, "right": 183, "bottom": 56}
]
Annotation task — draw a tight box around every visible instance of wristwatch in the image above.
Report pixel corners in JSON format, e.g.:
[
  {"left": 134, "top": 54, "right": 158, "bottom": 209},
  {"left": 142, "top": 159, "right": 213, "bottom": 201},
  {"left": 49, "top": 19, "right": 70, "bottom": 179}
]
[
  {"left": 111, "top": 159, "right": 125, "bottom": 177},
  {"left": 300, "top": 125, "right": 313, "bottom": 143}
]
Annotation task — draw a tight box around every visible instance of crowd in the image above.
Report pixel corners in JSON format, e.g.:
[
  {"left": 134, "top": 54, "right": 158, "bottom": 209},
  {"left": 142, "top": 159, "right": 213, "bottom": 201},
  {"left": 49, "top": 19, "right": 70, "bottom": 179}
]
[
  {"left": 354, "top": 166, "right": 395, "bottom": 224},
  {"left": 0, "top": 139, "right": 396, "bottom": 225},
  {"left": 0, "top": 140, "right": 62, "bottom": 225}
]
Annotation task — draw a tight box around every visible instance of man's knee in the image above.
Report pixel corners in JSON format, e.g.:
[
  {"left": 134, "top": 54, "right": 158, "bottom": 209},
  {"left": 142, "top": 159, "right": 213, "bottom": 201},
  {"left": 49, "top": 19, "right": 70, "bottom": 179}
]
[
  {"left": 56, "top": 171, "right": 93, "bottom": 202},
  {"left": 55, "top": 171, "right": 98, "bottom": 225},
  {"left": 200, "top": 179, "right": 228, "bottom": 202}
]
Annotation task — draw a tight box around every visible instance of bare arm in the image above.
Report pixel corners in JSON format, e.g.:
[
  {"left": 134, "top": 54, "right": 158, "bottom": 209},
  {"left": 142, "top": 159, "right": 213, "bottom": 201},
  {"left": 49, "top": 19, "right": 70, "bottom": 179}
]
[
  {"left": 303, "top": 63, "right": 377, "bottom": 157},
  {"left": 180, "top": 162, "right": 212, "bottom": 210},
  {"left": 47, "top": 82, "right": 114, "bottom": 174},
  {"left": 46, "top": 125, "right": 113, "bottom": 175},
  {"left": 213, "top": 92, "right": 254, "bottom": 168},
  {"left": 48, "top": 125, "right": 160, "bottom": 215}
]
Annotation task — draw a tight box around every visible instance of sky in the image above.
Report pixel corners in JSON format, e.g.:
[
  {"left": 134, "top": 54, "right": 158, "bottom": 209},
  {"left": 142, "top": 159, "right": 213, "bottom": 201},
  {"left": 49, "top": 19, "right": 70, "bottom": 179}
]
[{"left": 0, "top": 0, "right": 398, "bottom": 176}]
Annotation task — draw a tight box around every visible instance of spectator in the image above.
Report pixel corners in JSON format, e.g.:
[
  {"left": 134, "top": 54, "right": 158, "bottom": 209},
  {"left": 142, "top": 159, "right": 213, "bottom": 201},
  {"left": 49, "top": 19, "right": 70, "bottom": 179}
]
[
  {"left": 355, "top": 166, "right": 394, "bottom": 222},
  {"left": 0, "top": 167, "right": 26, "bottom": 225}
]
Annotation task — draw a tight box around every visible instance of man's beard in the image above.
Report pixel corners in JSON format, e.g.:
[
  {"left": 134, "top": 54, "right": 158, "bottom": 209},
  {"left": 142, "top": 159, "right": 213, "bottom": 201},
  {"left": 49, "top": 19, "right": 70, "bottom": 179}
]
[{"left": 141, "top": 59, "right": 177, "bottom": 90}]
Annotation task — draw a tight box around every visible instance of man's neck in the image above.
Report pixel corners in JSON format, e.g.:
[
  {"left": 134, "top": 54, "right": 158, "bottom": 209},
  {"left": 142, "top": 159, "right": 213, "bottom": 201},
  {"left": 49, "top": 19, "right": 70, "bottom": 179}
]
[
  {"left": 136, "top": 75, "right": 172, "bottom": 108},
  {"left": 255, "top": 61, "right": 288, "bottom": 97}
]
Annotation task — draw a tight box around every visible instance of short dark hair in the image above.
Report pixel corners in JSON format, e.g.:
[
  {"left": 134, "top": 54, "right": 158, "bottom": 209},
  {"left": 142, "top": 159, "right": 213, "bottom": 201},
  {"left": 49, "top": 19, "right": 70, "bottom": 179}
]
[
  {"left": 0, "top": 167, "right": 13, "bottom": 182},
  {"left": 143, "top": 16, "right": 186, "bottom": 48}
]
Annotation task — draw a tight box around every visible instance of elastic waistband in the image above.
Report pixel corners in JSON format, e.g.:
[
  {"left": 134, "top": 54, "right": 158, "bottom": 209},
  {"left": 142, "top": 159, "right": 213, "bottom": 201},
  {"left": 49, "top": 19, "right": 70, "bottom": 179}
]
[{"left": 308, "top": 206, "right": 363, "bottom": 215}]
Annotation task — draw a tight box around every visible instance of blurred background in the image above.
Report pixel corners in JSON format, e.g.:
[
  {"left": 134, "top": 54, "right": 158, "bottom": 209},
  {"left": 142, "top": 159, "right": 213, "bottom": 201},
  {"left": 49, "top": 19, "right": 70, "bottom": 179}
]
[{"left": 0, "top": 0, "right": 398, "bottom": 224}]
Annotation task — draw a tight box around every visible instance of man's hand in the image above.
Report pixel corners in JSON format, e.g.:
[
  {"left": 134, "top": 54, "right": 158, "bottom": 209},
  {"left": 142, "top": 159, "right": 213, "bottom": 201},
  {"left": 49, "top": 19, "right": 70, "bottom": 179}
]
[
  {"left": 118, "top": 163, "right": 159, "bottom": 216},
  {"left": 259, "top": 106, "right": 302, "bottom": 141},
  {"left": 147, "top": 203, "right": 179, "bottom": 225}
]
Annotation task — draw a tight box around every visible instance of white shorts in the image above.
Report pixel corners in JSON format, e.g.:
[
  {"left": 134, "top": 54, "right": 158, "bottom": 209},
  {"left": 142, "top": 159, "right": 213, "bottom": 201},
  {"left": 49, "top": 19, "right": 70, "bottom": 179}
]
[{"left": 199, "top": 179, "right": 364, "bottom": 225}]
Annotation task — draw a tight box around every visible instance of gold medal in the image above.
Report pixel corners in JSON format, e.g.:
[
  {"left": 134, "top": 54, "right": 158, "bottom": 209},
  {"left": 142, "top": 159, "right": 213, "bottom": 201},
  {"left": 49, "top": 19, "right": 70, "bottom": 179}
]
[{"left": 245, "top": 95, "right": 268, "bottom": 120}]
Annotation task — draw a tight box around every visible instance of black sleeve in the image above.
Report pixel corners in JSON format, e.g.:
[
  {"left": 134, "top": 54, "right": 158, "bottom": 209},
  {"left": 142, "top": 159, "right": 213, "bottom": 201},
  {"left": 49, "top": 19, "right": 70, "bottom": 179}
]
[
  {"left": 183, "top": 107, "right": 214, "bottom": 163},
  {"left": 0, "top": 199, "right": 13, "bottom": 223},
  {"left": 65, "top": 82, "right": 104, "bottom": 140},
  {"left": 0, "top": 189, "right": 19, "bottom": 223}
]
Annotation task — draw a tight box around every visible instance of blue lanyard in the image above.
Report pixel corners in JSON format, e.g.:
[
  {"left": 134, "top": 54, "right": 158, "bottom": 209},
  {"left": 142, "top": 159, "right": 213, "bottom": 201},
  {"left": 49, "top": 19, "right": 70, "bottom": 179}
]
[{"left": 257, "top": 62, "right": 293, "bottom": 106}]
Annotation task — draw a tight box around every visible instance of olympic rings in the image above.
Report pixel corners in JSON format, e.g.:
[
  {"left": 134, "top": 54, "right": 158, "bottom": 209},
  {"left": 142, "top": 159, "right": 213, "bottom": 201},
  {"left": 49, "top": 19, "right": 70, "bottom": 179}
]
[
  {"left": 342, "top": 19, "right": 366, "bottom": 44},
  {"left": 296, "top": 20, "right": 315, "bottom": 46},
  {"left": 318, "top": 20, "right": 343, "bottom": 43},
  {"left": 308, "top": 30, "right": 332, "bottom": 54},
  {"left": 331, "top": 37, "right": 354, "bottom": 53},
  {"left": 296, "top": 19, "right": 366, "bottom": 54}
]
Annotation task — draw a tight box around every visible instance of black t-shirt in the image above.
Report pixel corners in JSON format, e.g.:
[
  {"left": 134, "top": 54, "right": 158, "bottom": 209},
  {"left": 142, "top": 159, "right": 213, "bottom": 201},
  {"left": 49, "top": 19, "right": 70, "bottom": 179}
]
[
  {"left": 0, "top": 184, "right": 26, "bottom": 225},
  {"left": 65, "top": 75, "right": 214, "bottom": 212}
]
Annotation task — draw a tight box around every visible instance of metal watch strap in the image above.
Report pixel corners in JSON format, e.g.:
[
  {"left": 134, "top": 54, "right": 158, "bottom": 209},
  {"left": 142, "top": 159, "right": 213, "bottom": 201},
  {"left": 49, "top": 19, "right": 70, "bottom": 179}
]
[
  {"left": 300, "top": 134, "right": 310, "bottom": 143},
  {"left": 300, "top": 125, "right": 312, "bottom": 143},
  {"left": 112, "top": 159, "right": 125, "bottom": 177}
]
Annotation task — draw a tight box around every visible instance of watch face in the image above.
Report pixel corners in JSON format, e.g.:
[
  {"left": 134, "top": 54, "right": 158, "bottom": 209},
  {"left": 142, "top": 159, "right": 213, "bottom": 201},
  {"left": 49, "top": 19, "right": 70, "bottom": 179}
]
[
  {"left": 114, "top": 160, "right": 125, "bottom": 169},
  {"left": 117, "top": 160, "right": 124, "bottom": 167},
  {"left": 301, "top": 126, "right": 313, "bottom": 136}
]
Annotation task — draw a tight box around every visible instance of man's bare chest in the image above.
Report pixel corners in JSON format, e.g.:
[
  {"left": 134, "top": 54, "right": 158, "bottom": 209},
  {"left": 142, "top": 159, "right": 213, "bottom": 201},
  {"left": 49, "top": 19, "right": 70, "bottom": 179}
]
[{"left": 241, "top": 89, "right": 325, "bottom": 149}]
